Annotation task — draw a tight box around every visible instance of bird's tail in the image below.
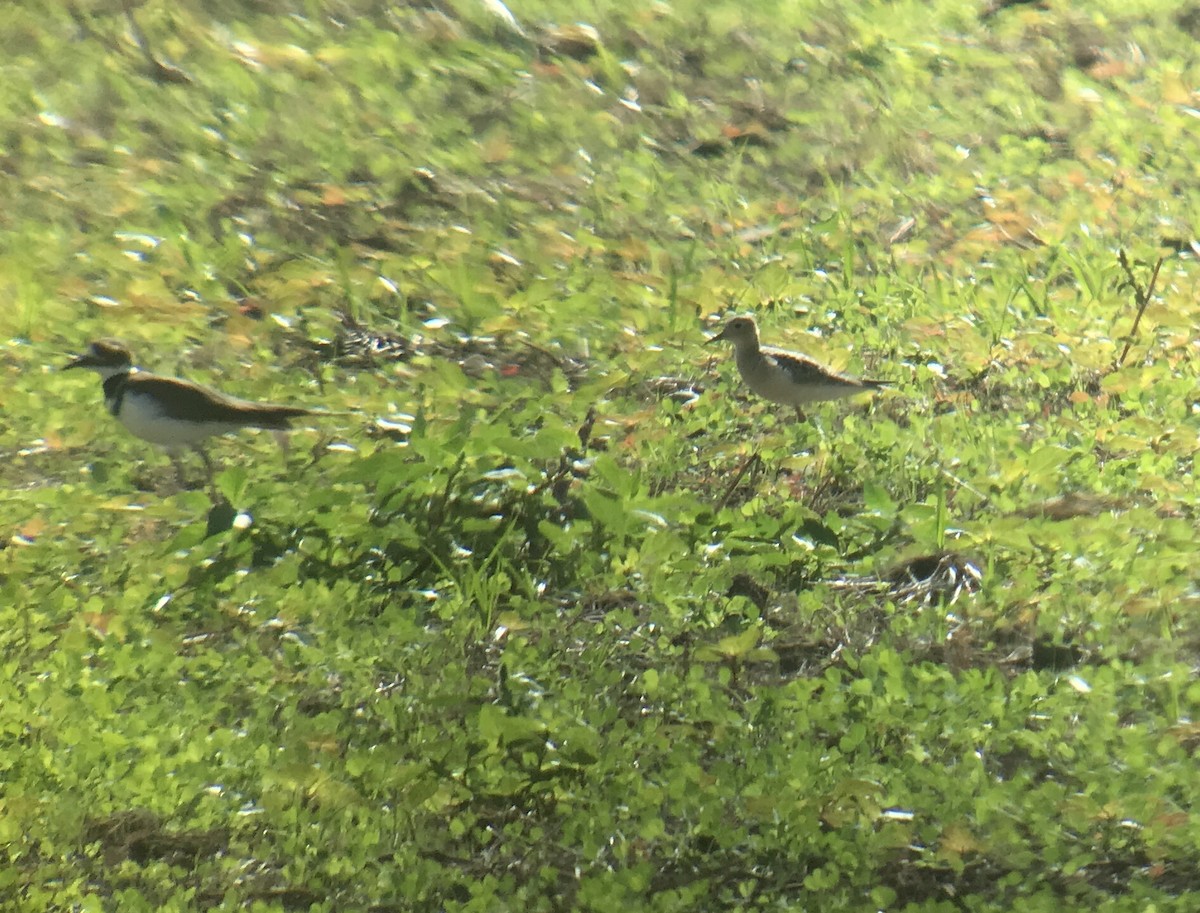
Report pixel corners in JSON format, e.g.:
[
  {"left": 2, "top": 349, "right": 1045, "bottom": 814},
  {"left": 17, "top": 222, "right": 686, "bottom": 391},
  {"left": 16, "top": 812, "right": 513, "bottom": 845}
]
[{"left": 242, "top": 404, "right": 316, "bottom": 430}]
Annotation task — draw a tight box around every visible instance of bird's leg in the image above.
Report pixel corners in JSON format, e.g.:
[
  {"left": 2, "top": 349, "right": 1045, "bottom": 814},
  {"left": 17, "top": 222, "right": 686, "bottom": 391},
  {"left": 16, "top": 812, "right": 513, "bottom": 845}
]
[
  {"left": 191, "top": 445, "right": 222, "bottom": 498},
  {"left": 192, "top": 445, "right": 215, "bottom": 479},
  {"left": 165, "top": 448, "right": 192, "bottom": 490}
]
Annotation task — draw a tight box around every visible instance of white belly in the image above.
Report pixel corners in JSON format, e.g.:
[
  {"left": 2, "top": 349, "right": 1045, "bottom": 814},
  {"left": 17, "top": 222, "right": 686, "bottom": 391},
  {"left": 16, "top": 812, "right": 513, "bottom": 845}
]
[
  {"left": 751, "top": 375, "right": 863, "bottom": 404},
  {"left": 114, "top": 392, "right": 240, "bottom": 447},
  {"left": 743, "top": 365, "right": 864, "bottom": 405}
]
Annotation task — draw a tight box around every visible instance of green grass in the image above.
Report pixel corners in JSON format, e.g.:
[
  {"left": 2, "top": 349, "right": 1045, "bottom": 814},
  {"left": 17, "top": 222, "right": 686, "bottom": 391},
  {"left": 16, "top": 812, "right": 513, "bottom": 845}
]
[{"left": 4, "top": 0, "right": 1200, "bottom": 910}]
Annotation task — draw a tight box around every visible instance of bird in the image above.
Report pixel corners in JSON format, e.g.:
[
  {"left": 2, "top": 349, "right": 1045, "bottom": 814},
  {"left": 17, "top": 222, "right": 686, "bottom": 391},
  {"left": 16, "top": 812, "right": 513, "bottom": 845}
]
[
  {"left": 63, "top": 339, "right": 317, "bottom": 486},
  {"left": 706, "top": 316, "right": 888, "bottom": 418}
]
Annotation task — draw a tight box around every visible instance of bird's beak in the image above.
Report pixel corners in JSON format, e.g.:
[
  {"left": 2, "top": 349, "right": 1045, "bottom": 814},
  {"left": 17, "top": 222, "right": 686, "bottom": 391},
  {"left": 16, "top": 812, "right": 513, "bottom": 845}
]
[
  {"left": 705, "top": 328, "right": 728, "bottom": 345},
  {"left": 62, "top": 353, "right": 91, "bottom": 371}
]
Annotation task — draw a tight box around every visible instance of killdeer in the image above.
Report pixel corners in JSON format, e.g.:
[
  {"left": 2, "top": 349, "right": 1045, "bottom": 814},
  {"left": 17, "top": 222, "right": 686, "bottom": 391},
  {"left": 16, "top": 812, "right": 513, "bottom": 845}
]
[
  {"left": 706, "top": 316, "right": 889, "bottom": 418},
  {"left": 64, "top": 339, "right": 316, "bottom": 484}
]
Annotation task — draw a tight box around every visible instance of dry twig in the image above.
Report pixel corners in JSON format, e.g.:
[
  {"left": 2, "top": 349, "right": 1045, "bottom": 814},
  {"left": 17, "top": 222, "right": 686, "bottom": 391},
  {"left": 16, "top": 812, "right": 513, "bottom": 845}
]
[{"left": 1112, "top": 249, "right": 1163, "bottom": 371}]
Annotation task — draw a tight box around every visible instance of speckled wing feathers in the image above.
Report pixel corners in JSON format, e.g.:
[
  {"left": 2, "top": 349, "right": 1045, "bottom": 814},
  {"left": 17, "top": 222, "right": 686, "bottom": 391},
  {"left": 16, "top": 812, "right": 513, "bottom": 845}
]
[{"left": 762, "top": 346, "right": 884, "bottom": 391}]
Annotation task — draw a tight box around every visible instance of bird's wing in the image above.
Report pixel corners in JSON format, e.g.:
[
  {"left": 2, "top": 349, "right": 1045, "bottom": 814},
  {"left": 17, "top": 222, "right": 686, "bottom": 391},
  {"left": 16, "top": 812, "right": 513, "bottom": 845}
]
[
  {"left": 762, "top": 347, "right": 860, "bottom": 387},
  {"left": 128, "top": 374, "right": 313, "bottom": 426}
]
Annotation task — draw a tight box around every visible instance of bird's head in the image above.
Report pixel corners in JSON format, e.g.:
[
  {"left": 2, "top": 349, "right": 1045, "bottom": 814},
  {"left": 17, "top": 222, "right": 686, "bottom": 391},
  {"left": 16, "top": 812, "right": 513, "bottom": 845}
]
[
  {"left": 64, "top": 339, "right": 136, "bottom": 377},
  {"left": 706, "top": 316, "right": 759, "bottom": 348}
]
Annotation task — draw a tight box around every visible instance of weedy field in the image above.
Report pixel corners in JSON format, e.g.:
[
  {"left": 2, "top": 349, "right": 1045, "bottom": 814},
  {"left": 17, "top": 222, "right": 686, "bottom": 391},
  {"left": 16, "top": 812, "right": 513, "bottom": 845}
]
[{"left": 3, "top": 0, "right": 1200, "bottom": 910}]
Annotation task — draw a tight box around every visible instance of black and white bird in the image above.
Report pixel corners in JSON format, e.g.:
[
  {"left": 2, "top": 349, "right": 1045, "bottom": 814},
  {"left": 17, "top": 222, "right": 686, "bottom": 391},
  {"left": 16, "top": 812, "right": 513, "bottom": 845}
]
[{"left": 64, "top": 339, "right": 315, "bottom": 483}]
